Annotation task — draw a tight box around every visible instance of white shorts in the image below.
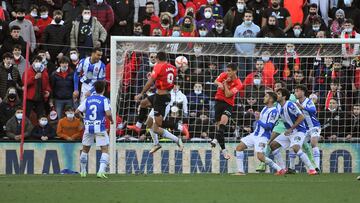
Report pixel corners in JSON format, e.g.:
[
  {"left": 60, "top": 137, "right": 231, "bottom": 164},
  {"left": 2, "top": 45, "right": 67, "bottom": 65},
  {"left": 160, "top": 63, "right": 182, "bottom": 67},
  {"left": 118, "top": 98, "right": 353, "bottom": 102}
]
[
  {"left": 274, "top": 131, "right": 306, "bottom": 149},
  {"left": 82, "top": 131, "right": 109, "bottom": 147},
  {"left": 241, "top": 134, "right": 268, "bottom": 153},
  {"left": 80, "top": 83, "right": 93, "bottom": 103},
  {"left": 306, "top": 127, "right": 321, "bottom": 138}
]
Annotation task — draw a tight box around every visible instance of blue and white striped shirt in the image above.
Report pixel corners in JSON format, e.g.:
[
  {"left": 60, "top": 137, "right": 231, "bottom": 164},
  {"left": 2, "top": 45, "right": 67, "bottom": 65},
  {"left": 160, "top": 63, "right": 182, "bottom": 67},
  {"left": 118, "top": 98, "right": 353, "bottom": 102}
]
[
  {"left": 280, "top": 101, "right": 307, "bottom": 133},
  {"left": 298, "top": 98, "right": 321, "bottom": 129},
  {"left": 74, "top": 57, "right": 105, "bottom": 91},
  {"left": 77, "top": 94, "right": 110, "bottom": 134},
  {"left": 253, "top": 106, "right": 279, "bottom": 139}
]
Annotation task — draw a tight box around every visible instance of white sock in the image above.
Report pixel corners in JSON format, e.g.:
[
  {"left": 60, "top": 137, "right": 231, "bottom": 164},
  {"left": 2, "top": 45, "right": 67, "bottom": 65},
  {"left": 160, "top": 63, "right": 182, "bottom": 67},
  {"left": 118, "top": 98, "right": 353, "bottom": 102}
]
[
  {"left": 80, "top": 151, "right": 88, "bottom": 173},
  {"left": 235, "top": 151, "right": 244, "bottom": 173},
  {"left": 297, "top": 149, "right": 315, "bottom": 170},
  {"left": 313, "top": 147, "right": 320, "bottom": 169},
  {"left": 265, "top": 157, "right": 282, "bottom": 172},
  {"left": 135, "top": 122, "right": 142, "bottom": 128},
  {"left": 149, "top": 129, "right": 159, "bottom": 145},
  {"left": 162, "top": 129, "right": 179, "bottom": 142},
  {"left": 177, "top": 123, "right": 183, "bottom": 131},
  {"left": 98, "top": 153, "right": 110, "bottom": 173},
  {"left": 289, "top": 149, "right": 296, "bottom": 170},
  {"left": 272, "top": 149, "right": 285, "bottom": 169}
]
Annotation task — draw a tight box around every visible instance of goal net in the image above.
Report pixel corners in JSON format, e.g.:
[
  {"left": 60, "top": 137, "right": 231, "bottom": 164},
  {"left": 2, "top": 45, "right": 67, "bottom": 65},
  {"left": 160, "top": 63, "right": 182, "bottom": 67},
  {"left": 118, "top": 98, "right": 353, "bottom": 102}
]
[{"left": 109, "top": 37, "right": 360, "bottom": 174}]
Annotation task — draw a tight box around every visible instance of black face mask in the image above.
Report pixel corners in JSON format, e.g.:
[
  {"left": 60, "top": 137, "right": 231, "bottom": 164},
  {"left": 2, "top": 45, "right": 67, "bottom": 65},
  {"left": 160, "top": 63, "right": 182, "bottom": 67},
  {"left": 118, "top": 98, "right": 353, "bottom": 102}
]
[
  {"left": 17, "top": 16, "right": 25, "bottom": 21},
  {"left": 162, "top": 18, "right": 170, "bottom": 24},
  {"left": 8, "top": 94, "right": 16, "bottom": 100},
  {"left": 134, "top": 31, "right": 142, "bottom": 36},
  {"left": 54, "top": 18, "right": 62, "bottom": 24},
  {"left": 184, "top": 23, "right": 191, "bottom": 28},
  {"left": 309, "top": 12, "right": 317, "bottom": 16},
  {"left": 268, "top": 24, "right": 276, "bottom": 29},
  {"left": 187, "top": 12, "right": 193, "bottom": 17},
  {"left": 272, "top": 3, "right": 279, "bottom": 7}
]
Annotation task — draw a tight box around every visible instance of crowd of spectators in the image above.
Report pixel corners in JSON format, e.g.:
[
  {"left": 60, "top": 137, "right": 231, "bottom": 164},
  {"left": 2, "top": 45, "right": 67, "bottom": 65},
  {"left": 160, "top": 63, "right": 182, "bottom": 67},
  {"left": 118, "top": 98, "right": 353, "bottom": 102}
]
[{"left": 0, "top": 0, "right": 359, "bottom": 142}]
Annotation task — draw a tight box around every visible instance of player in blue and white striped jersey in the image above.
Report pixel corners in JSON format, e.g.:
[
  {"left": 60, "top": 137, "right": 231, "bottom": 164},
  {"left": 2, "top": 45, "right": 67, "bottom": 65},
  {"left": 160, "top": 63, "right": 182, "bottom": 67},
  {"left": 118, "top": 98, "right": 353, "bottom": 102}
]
[
  {"left": 270, "top": 88, "right": 317, "bottom": 175},
  {"left": 73, "top": 48, "right": 106, "bottom": 103},
  {"left": 234, "top": 92, "right": 284, "bottom": 175},
  {"left": 295, "top": 85, "right": 321, "bottom": 172},
  {"left": 76, "top": 81, "right": 113, "bottom": 179}
]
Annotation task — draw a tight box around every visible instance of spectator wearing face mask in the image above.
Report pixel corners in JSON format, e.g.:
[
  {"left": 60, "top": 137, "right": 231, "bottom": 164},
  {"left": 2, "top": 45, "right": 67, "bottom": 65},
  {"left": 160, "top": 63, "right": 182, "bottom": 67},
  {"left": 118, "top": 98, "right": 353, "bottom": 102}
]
[
  {"left": 159, "top": 12, "right": 173, "bottom": 36},
  {"left": 177, "top": 6, "right": 197, "bottom": 25},
  {"left": 6, "top": 107, "right": 33, "bottom": 141},
  {"left": 23, "top": 56, "right": 51, "bottom": 120},
  {"left": 187, "top": 83, "right": 210, "bottom": 117},
  {"left": 330, "top": 9, "right": 345, "bottom": 38},
  {"left": 0, "top": 87, "right": 22, "bottom": 137},
  {"left": 70, "top": 7, "right": 107, "bottom": 57},
  {"left": 177, "top": 0, "right": 197, "bottom": 22},
  {"left": 31, "top": 115, "right": 56, "bottom": 141},
  {"left": 69, "top": 48, "right": 80, "bottom": 71},
  {"left": 325, "top": 80, "right": 345, "bottom": 111},
  {"left": 37, "top": 49, "right": 57, "bottom": 76},
  {"left": 244, "top": 73, "right": 266, "bottom": 102},
  {"left": 42, "top": 10, "right": 70, "bottom": 64},
  {"left": 341, "top": 19, "right": 360, "bottom": 56},
  {"left": 303, "top": 4, "right": 326, "bottom": 27},
  {"left": 207, "top": 16, "right": 232, "bottom": 37},
  {"left": 286, "top": 23, "right": 304, "bottom": 38},
  {"left": 224, "top": 0, "right": 246, "bottom": 34},
  {"left": 257, "top": 15, "right": 285, "bottom": 38},
  {"left": 180, "top": 16, "right": 197, "bottom": 37},
  {"left": 197, "top": 5, "right": 216, "bottom": 31},
  {"left": 91, "top": 0, "right": 114, "bottom": 32},
  {"left": 198, "top": 25, "right": 209, "bottom": 37},
  {"left": 50, "top": 57, "right": 74, "bottom": 118},
  {"left": 57, "top": 106, "right": 83, "bottom": 141},
  {"left": 25, "top": 4, "right": 39, "bottom": 26},
  {"left": 12, "top": 45, "right": 26, "bottom": 78},
  {"left": 278, "top": 43, "right": 301, "bottom": 81},
  {"left": 262, "top": 0, "right": 292, "bottom": 33},
  {"left": 36, "top": 6, "right": 53, "bottom": 43},
  {"left": 9, "top": 7, "right": 36, "bottom": 52},
  {"left": 0, "top": 53, "right": 22, "bottom": 103},
  {"left": 62, "top": 0, "right": 87, "bottom": 32},
  {"left": 0, "top": 26, "right": 27, "bottom": 59},
  {"left": 110, "top": 0, "right": 134, "bottom": 36},
  {"left": 303, "top": 16, "right": 327, "bottom": 38},
  {"left": 198, "top": 0, "right": 223, "bottom": 19}
]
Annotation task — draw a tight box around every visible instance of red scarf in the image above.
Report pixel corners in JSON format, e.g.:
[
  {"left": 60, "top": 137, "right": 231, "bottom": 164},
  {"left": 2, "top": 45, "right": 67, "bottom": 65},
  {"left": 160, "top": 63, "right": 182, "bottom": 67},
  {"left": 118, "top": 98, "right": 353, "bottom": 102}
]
[
  {"left": 344, "top": 31, "right": 356, "bottom": 54},
  {"left": 355, "top": 68, "right": 360, "bottom": 89},
  {"left": 325, "top": 91, "right": 333, "bottom": 110},
  {"left": 283, "top": 52, "right": 300, "bottom": 80}
]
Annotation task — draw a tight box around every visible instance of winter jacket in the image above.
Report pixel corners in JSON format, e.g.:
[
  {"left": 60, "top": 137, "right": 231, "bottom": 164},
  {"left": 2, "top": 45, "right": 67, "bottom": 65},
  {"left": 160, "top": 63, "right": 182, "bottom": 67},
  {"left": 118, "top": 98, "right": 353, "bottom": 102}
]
[
  {"left": 50, "top": 69, "right": 74, "bottom": 100},
  {"left": 6, "top": 116, "right": 33, "bottom": 139},
  {"left": 31, "top": 124, "right": 56, "bottom": 139},
  {"left": 0, "top": 63, "right": 22, "bottom": 99},
  {"left": 23, "top": 67, "right": 51, "bottom": 101},
  {"left": 9, "top": 19, "right": 36, "bottom": 51},
  {"left": 70, "top": 16, "right": 107, "bottom": 48},
  {"left": 0, "top": 35, "right": 27, "bottom": 59},
  {"left": 42, "top": 20, "right": 70, "bottom": 59},
  {"left": 91, "top": 1, "right": 114, "bottom": 31}
]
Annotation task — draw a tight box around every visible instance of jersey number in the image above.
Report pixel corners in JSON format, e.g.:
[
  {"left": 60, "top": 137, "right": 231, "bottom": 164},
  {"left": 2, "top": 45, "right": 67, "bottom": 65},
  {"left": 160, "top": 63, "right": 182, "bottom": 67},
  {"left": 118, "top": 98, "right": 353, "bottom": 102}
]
[
  {"left": 167, "top": 73, "right": 174, "bottom": 84},
  {"left": 89, "top": 105, "right": 97, "bottom": 120}
]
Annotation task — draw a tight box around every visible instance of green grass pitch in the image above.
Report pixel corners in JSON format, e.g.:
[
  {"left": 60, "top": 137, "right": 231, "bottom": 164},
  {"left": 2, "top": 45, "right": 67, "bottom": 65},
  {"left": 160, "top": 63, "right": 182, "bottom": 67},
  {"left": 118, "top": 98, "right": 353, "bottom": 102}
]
[{"left": 1, "top": 174, "right": 359, "bottom": 203}]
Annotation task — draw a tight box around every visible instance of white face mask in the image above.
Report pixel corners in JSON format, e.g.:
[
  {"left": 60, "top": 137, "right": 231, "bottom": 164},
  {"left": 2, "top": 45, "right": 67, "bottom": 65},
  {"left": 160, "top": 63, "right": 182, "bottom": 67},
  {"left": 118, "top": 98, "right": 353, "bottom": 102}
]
[
  {"left": 66, "top": 113, "right": 74, "bottom": 119},
  {"left": 199, "top": 30, "right": 207, "bottom": 37},
  {"left": 207, "top": 0, "right": 214, "bottom": 4},
  {"left": 237, "top": 3, "right": 245, "bottom": 12},
  {"left": 293, "top": 29, "right": 301, "bottom": 37},
  {"left": 312, "top": 26, "right": 320, "bottom": 31},
  {"left": 244, "top": 20, "right": 252, "bottom": 26},
  {"left": 33, "top": 62, "right": 42, "bottom": 71},
  {"left": 40, "top": 120, "right": 48, "bottom": 126},
  {"left": 83, "top": 14, "right": 91, "bottom": 21},
  {"left": 40, "top": 14, "right": 48, "bottom": 19},
  {"left": 60, "top": 66, "right": 68, "bottom": 72},
  {"left": 31, "top": 11, "right": 37, "bottom": 17},
  {"left": 70, "top": 53, "right": 78, "bottom": 61},
  {"left": 149, "top": 47, "right": 157, "bottom": 52},
  {"left": 149, "top": 61, "right": 155, "bottom": 67},
  {"left": 328, "top": 107, "right": 337, "bottom": 112},
  {"left": 204, "top": 11, "right": 212, "bottom": 19},
  {"left": 287, "top": 48, "right": 295, "bottom": 53},
  {"left": 96, "top": 0, "right": 104, "bottom": 3},
  {"left": 194, "top": 47, "right": 202, "bottom": 54},
  {"left": 16, "top": 113, "right": 23, "bottom": 120},
  {"left": 344, "top": 28, "right": 353, "bottom": 33},
  {"left": 262, "top": 56, "right": 269, "bottom": 62},
  {"left": 253, "top": 79, "right": 261, "bottom": 85},
  {"left": 194, "top": 90, "right": 202, "bottom": 95},
  {"left": 172, "top": 31, "right": 180, "bottom": 37},
  {"left": 344, "top": 0, "right": 352, "bottom": 7}
]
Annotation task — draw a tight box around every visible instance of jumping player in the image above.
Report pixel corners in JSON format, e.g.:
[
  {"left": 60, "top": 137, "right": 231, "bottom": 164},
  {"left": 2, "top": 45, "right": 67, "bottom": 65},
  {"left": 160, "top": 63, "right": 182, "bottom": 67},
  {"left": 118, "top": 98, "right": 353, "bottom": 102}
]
[{"left": 210, "top": 63, "right": 242, "bottom": 160}]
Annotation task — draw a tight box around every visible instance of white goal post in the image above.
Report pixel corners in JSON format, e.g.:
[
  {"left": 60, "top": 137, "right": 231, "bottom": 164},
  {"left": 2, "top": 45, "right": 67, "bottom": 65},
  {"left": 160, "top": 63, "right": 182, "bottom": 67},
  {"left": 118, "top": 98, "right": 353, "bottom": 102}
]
[{"left": 109, "top": 36, "right": 360, "bottom": 174}]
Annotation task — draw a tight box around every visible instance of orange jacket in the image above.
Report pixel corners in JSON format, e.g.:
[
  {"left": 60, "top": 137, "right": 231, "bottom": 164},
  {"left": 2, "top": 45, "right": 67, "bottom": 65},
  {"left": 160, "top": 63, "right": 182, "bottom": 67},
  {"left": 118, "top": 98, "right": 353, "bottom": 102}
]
[{"left": 56, "top": 117, "right": 83, "bottom": 140}]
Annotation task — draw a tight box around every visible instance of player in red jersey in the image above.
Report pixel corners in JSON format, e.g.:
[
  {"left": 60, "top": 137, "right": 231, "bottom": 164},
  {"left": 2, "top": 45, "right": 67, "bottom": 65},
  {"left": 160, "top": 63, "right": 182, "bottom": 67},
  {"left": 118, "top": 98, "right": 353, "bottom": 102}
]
[
  {"left": 210, "top": 63, "right": 243, "bottom": 160},
  {"left": 127, "top": 52, "right": 184, "bottom": 153}
]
